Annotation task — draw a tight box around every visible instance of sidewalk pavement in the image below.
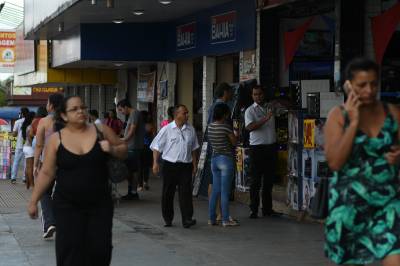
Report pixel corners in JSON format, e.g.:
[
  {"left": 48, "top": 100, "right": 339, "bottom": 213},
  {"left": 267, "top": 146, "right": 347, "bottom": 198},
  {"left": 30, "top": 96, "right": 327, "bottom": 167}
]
[{"left": 0, "top": 177, "right": 379, "bottom": 266}]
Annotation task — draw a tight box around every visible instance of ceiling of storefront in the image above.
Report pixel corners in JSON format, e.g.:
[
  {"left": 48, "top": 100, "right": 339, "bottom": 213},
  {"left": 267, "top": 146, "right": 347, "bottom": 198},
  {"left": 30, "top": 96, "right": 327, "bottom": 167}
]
[{"left": 31, "top": 0, "right": 234, "bottom": 40}]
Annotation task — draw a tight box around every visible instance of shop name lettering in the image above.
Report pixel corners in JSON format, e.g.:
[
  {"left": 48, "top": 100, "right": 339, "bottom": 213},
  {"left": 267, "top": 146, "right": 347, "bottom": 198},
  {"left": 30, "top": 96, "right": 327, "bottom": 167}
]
[
  {"left": 176, "top": 23, "right": 196, "bottom": 49},
  {"left": 33, "top": 88, "right": 61, "bottom": 93},
  {"left": 0, "top": 40, "right": 15, "bottom": 47},
  {"left": 211, "top": 12, "right": 236, "bottom": 43}
]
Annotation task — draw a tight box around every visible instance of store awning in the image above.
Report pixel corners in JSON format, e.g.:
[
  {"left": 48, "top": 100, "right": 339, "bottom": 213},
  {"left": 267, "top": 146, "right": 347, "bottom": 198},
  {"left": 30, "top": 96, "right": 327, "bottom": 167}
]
[{"left": 0, "top": 106, "right": 38, "bottom": 120}]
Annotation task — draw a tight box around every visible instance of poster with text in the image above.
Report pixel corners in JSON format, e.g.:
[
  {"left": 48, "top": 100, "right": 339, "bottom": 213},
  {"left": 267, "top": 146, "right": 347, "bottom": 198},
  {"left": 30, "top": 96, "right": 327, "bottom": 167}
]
[
  {"left": 0, "top": 31, "right": 16, "bottom": 73},
  {"left": 138, "top": 72, "right": 156, "bottom": 103}
]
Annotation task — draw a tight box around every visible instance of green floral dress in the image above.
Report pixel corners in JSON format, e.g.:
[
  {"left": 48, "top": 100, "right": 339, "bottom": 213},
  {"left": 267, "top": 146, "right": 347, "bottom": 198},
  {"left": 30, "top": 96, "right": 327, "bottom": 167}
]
[{"left": 325, "top": 103, "right": 400, "bottom": 265}]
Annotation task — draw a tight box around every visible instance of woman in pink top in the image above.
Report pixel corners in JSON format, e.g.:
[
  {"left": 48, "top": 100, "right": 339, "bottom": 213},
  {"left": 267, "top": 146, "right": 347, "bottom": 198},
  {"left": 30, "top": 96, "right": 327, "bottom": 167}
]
[{"left": 160, "top": 106, "right": 174, "bottom": 128}]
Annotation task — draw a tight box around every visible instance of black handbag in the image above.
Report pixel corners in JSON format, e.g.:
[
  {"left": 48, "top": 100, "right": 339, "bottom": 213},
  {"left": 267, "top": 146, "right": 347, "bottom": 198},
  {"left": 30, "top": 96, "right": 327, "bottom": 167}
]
[
  {"left": 311, "top": 177, "right": 329, "bottom": 219},
  {"left": 94, "top": 125, "right": 129, "bottom": 183}
]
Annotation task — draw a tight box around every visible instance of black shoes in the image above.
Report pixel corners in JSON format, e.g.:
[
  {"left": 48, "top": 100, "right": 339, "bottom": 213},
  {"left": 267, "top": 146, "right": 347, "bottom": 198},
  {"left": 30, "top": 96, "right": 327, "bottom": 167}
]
[
  {"left": 249, "top": 212, "right": 258, "bottom": 219},
  {"left": 164, "top": 221, "right": 172, "bottom": 227},
  {"left": 182, "top": 219, "right": 196, "bottom": 228},
  {"left": 263, "top": 210, "right": 283, "bottom": 217},
  {"left": 121, "top": 193, "right": 140, "bottom": 201}
]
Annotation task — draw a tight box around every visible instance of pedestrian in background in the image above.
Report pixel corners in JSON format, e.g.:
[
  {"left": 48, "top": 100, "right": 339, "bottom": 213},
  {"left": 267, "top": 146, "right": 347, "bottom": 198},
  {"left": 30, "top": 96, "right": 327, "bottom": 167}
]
[
  {"left": 245, "top": 85, "right": 280, "bottom": 219},
  {"left": 22, "top": 111, "right": 35, "bottom": 189},
  {"left": 324, "top": 58, "right": 400, "bottom": 266},
  {"left": 151, "top": 104, "right": 199, "bottom": 228},
  {"left": 33, "top": 93, "right": 64, "bottom": 239},
  {"left": 160, "top": 106, "right": 174, "bottom": 128},
  {"left": 138, "top": 110, "right": 155, "bottom": 191},
  {"left": 117, "top": 99, "right": 146, "bottom": 200},
  {"left": 208, "top": 103, "right": 239, "bottom": 227},
  {"left": 11, "top": 107, "right": 30, "bottom": 184},
  {"left": 89, "top": 109, "right": 102, "bottom": 125},
  {"left": 105, "top": 109, "right": 123, "bottom": 136},
  {"left": 28, "top": 96, "right": 127, "bottom": 266}
]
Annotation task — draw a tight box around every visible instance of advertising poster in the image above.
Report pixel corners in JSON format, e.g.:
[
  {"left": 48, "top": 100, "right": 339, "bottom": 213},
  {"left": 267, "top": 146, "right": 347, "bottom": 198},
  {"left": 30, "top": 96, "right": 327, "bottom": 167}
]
[
  {"left": 302, "top": 149, "right": 316, "bottom": 180},
  {"left": 239, "top": 50, "right": 257, "bottom": 81},
  {"left": 302, "top": 178, "right": 312, "bottom": 211},
  {"left": 176, "top": 22, "right": 196, "bottom": 51},
  {"left": 160, "top": 80, "right": 168, "bottom": 99},
  {"left": 303, "top": 119, "right": 315, "bottom": 149},
  {"left": 210, "top": 11, "right": 237, "bottom": 44},
  {"left": 0, "top": 132, "right": 12, "bottom": 179},
  {"left": 235, "top": 147, "right": 251, "bottom": 192},
  {"left": 0, "top": 31, "right": 16, "bottom": 73},
  {"left": 138, "top": 72, "right": 156, "bottom": 103},
  {"left": 288, "top": 111, "right": 299, "bottom": 143}
]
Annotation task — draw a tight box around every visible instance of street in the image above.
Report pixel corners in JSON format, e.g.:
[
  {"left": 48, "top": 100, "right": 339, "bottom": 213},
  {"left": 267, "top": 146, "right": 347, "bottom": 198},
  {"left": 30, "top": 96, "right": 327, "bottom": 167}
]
[{"left": 0, "top": 177, "right": 378, "bottom": 266}]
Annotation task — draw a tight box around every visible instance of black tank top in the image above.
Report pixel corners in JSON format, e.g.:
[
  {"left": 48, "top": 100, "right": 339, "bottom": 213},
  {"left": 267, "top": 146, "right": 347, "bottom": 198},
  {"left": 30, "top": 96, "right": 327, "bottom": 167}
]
[{"left": 54, "top": 130, "right": 111, "bottom": 207}]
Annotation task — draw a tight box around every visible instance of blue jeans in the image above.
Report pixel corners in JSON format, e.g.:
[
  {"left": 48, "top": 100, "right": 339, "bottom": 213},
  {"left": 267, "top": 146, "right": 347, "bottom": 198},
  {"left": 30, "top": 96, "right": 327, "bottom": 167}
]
[
  {"left": 11, "top": 148, "right": 25, "bottom": 181},
  {"left": 209, "top": 155, "right": 234, "bottom": 223}
]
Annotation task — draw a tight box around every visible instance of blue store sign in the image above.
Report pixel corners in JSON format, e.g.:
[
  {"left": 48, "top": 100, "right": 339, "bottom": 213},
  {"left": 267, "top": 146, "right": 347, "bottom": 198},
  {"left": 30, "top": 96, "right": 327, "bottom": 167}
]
[
  {"left": 176, "top": 22, "right": 196, "bottom": 51},
  {"left": 211, "top": 11, "right": 236, "bottom": 44}
]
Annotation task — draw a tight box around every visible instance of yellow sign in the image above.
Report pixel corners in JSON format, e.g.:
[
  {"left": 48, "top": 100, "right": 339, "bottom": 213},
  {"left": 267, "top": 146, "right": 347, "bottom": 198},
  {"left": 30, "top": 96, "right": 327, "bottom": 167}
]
[
  {"left": 0, "top": 31, "right": 16, "bottom": 73},
  {"left": 303, "top": 119, "right": 315, "bottom": 149},
  {"left": 32, "top": 87, "right": 63, "bottom": 94}
]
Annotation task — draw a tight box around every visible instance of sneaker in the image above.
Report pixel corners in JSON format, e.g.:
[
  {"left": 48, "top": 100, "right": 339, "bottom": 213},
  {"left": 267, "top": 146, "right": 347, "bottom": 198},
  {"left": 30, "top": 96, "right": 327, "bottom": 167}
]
[
  {"left": 43, "top": 225, "right": 56, "bottom": 239},
  {"left": 222, "top": 220, "right": 240, "bottom": 227},
  {"left": 137, "top": 186, "right": 144, "bottom": 192},
  {"left": 121, "top": 193, "right": 140, "bottom": 201},
  {"left": 208, "top": 220, "right": 217, "bottom": 226},
  {"left": 10, "top": 179, "right": 16, "bottom": 184},
  {"left": 249, "top": 212, "right": 258, "bottom": 219}
]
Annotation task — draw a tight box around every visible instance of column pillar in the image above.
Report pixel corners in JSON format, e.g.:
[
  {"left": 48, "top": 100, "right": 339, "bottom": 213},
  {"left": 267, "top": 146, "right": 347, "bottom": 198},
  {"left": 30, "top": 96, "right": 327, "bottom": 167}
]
[{"left": 202, "top": 56, "right": 216, "bottom": 132}]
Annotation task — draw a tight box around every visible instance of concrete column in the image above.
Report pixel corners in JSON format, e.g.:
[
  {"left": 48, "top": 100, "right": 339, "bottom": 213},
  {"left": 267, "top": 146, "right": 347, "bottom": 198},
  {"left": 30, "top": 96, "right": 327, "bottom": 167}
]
[
  {"left": 98, "top": 85, "right": 105, "bottom": 115},
  {"left": 202, "top": 56, "right": 216, "bottom": 132}
]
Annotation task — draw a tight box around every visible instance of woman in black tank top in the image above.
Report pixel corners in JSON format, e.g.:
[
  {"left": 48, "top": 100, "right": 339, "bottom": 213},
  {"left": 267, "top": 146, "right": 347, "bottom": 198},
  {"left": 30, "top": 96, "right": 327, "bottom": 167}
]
[{"left": 28, "top": 96, "right": 127, "bottom": 266}]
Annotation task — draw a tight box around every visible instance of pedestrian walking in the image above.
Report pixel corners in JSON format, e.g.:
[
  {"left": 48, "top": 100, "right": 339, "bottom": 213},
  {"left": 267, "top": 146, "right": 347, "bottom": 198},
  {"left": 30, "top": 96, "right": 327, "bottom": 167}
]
[
  {"left": 11, "top": 107, "right": 29, "bottom": 184},
  {"left": 208, "top": 103, "right": 239, "bottom": 227},
  {"left": 33, "top": 93, "right": 64, "bottom": 239},
  {"left": 28, "top": 96, "right": 127, "bottom": 266},
  {"left": 151, "top": 104, "right": 199, "bottom": 228},
  {"left": 245, "top": 85, "right": 281, "bottom": 218},
  {"left": 324, "top": 58, "right": 400, "bottom": 266},
  {"left": 22, "top": 111, "right": 35, "bottom": 189},
  {"left": 117, "top": 99, "right": 146, "bottom": 200}
]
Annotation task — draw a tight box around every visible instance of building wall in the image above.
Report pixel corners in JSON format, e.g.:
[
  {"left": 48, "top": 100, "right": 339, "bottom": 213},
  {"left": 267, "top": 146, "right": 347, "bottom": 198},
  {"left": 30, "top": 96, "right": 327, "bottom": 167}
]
[
  {"left": 217, "top": 56, "right": 234, "bottom": 85},
  {"left": 177, "top": 60, "right": 194, "bottom": 125}
]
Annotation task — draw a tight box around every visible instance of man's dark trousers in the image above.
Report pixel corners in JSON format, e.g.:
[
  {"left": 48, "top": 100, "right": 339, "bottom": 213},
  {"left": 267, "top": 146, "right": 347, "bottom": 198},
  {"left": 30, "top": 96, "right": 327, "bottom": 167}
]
[
  {"left": 161, "top": 161, "right": 193, "bottom": 224},
  {"left": 249, "top": 144, "right": 277, "bottom": 215}
]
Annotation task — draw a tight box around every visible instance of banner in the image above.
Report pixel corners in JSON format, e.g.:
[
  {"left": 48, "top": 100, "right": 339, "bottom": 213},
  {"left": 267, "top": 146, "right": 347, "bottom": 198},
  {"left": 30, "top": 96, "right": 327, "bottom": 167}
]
[
  {"left": 371, "top": 2, "right": 400, "bottom": 64},
  {"left": 176, "top": 22, "right": 196, "bottom": 51},
  {"left": 239, "top": 50, "right": 257, "bottom": 81},
  {"left": 303, "top": 119, "right": 316, "bottom": 149},
  {"left": 0, "top": 31, "right": 16, "bottom": 73},
  {"left": 210, "top": 11, "right": 237, "bottom": 44},
  {"left": 284, "top": 17, "right": 315, "bottom": 69},
  {"left": 138, "top": 72, "right": 156, "bottom": 103}
]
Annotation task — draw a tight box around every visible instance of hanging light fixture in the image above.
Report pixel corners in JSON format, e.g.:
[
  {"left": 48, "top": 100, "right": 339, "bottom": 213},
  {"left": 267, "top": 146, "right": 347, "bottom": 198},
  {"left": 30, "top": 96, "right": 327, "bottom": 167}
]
[
  {"left": 112, "top": 18, "right": 124, "bottom": 24},
  {"left": 133, "top": 10, "right": 145, "bottom": 16},
  {"left": 107, "top": 0, "right": 114, "bottom": 8},
  {"left": 159, "top": 0, "right": 173, "bottom": 5}
]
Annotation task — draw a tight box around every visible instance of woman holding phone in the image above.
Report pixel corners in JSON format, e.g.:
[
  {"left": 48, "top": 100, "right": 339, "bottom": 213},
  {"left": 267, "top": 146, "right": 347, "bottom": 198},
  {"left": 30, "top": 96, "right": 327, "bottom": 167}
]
[{"left": 324, "top": 58, "right": 400, "bottom": 265}]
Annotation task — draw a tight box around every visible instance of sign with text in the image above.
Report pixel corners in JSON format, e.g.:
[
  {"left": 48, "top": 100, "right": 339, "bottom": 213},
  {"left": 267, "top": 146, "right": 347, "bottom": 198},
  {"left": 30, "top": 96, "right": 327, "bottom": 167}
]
[
  {"left": 176, "top": 22, "right": 196, "bottom": 51},
  {"left": 303, "top": 119, "right": 316, "bottom": 149},
  {"left": 0, "top": 31, "right": 16, "bottom": 73},
  {"left": 138, "top": 72, "right": 156, "bottom": 103},
  {"left": 210, "top": 11, "right": 237, "bottom": 44},
  {"left": 32, "top": 87, "right": 64, "bottom": 94}
]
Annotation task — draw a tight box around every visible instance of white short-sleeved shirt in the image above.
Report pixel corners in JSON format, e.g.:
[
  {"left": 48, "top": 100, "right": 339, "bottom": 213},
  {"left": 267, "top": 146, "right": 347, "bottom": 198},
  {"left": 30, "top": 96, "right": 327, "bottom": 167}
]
[
  {"left": 245, "top": 102, "right": 276, "bottom": 145},
  {"left": 150, "top": 121, "right": 199, "bottom": 163},
  {"left": 13, "top": 118, "right": 25, "bottom": 149}
]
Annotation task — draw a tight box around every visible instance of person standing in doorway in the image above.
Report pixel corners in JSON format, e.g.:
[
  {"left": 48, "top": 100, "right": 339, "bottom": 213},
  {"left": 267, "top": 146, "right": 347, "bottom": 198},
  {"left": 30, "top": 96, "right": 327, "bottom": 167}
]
[
  {"left": 117, "top": 99, "right": 146, "bottom": 200},
  {"left": 151, "top": 104, "right": 199, "bottom": 228},
  {"left": 245, "top": 85, "right": 280, "bottom": 218},
  {"left": 11, "top": 107, "right": 29, "bottom": 184},
  {"left": 34, "top": 93, "right": 64, "bottom": 239},
  {"left": 160, "top": 106, "right": 174, "bottom": 128},
  {"left": 105, "top": 109, "right": 123, "bottom": 136}
]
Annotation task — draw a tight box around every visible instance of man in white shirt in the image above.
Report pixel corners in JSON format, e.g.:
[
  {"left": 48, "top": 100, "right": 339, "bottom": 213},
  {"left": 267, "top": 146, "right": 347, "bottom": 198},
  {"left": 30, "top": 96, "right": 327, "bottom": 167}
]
[
  {"left": 151, "top": 104, "right": 199, "bottom": 228},
  {"left": 245, "top": 86, "right": 280, "bottom": 219},
  {"left": 11, "top": 107, "right": 29, "bottom": 184}
]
